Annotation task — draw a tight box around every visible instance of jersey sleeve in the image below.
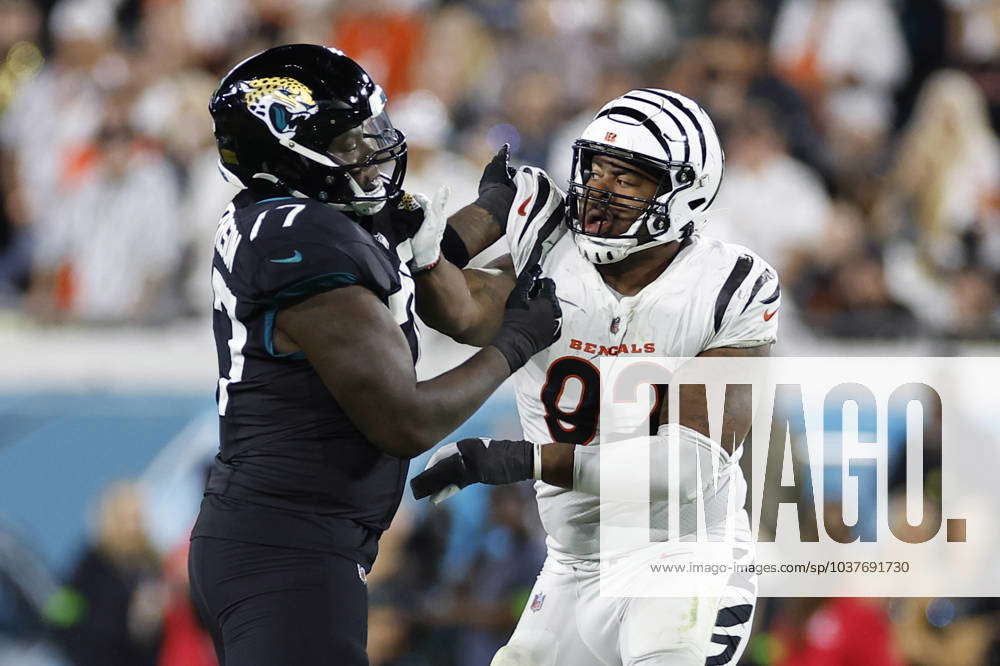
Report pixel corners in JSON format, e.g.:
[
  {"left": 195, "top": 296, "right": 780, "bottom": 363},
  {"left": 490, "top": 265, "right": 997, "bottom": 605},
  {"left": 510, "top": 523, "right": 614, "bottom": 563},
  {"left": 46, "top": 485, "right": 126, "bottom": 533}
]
[
  {"left": 504, "top": 166, "right": 568, "bottom": 274},
  {"left": 705, "top": 251, "right": 781, "bottom": 350},
  {"left": 251, "top": 202, "right": 399, "bottom": 307}
]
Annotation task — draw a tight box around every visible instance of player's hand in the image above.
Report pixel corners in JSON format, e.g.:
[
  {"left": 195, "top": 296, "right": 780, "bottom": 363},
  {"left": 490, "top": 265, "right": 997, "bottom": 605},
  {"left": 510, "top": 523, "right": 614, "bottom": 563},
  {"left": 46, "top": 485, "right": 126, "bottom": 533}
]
[
  {"left": 475, "top": 144, "right": 517, "bottom": 230},
  {"left": 479, "top": 143, "right": 516, "bottom": 194},
  {"left": 411, "top": 437, "right": 535, "bottom": 504},
  {"left": 407, "top": 186, "right": 450, "bottom": 274},
  {"left": 489, "top": 264, "right": 562, "bottom": 373}
]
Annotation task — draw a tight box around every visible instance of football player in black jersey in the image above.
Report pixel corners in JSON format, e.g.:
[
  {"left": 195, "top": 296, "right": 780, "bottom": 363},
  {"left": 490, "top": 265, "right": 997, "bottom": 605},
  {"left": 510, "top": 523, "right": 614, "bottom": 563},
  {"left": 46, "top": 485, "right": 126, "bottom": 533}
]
[{"left": 188, "top": 44, "right": 562, "bottom": 666}]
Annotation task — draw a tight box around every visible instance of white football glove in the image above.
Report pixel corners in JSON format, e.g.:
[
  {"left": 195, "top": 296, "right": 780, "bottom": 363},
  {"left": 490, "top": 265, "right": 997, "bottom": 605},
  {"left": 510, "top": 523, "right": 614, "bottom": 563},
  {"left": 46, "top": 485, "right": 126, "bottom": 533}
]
[{"left": 408, "top": 185, "right": 450, "bottom": 274}]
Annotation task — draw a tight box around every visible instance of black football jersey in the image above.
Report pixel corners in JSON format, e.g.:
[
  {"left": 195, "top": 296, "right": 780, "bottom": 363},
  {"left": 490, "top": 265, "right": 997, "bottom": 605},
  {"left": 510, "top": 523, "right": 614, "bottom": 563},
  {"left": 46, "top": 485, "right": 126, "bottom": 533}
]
[{"left": 193, "top": 189, "right": 420, "bottom": 566}]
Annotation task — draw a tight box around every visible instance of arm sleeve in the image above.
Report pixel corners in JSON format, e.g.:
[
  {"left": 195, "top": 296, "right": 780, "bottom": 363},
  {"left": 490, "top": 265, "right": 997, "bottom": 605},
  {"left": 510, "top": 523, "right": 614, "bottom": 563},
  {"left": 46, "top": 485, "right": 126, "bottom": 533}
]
[
  {"left": 706, "top": 254, "right": 781, "bottom": 350},
  {"left": 572, "top": 424, "right": 732, "bottom": 503},
  {"left": 503, "top": 167, "right": 568, "bottom": 274},
  {"left": 441, "top": 224, "right": 470, "bottom": 268}
]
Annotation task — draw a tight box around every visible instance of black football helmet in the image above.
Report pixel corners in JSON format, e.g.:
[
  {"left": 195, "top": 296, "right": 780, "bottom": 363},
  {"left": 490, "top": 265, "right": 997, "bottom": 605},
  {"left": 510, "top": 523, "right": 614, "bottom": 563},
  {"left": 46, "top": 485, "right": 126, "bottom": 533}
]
[{"left": 209, "top": 44, "right": 407, "bottom": 215}]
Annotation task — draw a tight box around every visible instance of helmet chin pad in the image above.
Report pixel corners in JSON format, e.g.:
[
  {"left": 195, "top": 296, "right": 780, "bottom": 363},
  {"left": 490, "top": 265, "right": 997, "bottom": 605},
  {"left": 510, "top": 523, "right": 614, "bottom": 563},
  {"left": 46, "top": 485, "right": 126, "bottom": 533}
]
[
  {"left": 572, "top": 231, "right": 670, "bottom": 265},
  {"left": 331, "top": 176, "right": 387, "bottom": 216}
]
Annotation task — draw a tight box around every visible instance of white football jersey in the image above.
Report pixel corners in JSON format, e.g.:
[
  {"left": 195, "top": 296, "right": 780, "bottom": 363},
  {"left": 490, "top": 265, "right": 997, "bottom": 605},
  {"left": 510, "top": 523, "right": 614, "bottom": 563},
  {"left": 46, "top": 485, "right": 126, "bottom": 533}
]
[{"left": 504, "top": 167, "right": 781, "bottom": 559}]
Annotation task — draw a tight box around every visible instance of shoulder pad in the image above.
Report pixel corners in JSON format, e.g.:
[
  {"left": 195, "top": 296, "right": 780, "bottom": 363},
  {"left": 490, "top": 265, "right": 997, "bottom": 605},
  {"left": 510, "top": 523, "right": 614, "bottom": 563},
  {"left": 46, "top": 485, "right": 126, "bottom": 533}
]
[
  {"left": 706, "top": 243, "right": 780, "bottom": 348},
  {"left": 247, "top": 199, "right": 399, "bottom": 304}
]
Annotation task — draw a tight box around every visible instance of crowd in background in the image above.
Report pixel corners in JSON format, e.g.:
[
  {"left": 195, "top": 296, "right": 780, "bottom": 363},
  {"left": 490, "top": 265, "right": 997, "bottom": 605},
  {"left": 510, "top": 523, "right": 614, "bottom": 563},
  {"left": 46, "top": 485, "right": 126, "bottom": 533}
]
[
  {"left": 1, "top": 0, "right": 999, "bottom": 664},
  {"left": 1, "top": 0, "right": 999, "bottom": 340}
]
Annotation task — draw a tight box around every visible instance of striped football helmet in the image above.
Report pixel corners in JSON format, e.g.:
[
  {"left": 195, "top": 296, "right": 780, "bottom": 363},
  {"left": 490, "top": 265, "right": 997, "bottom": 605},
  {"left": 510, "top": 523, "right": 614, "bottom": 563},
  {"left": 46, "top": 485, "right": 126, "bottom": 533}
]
[{"left": 566, "top": 89, "right": 724, "bottom": 264}]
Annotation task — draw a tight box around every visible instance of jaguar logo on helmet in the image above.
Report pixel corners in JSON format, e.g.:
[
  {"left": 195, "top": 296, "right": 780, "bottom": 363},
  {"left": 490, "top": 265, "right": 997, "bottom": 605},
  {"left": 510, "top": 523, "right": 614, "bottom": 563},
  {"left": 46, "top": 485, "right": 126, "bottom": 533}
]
[
  {"left": 209, "top": 44, "right": 408, "bottom": 217},
  {"left": 242, "top": 77, "right": 318, "bottom": 139}
]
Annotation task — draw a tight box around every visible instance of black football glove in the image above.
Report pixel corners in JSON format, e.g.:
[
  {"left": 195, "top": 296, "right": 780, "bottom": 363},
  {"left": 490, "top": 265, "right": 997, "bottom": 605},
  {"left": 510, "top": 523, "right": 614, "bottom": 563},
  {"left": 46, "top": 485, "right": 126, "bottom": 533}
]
[
  {"left": 490, "top": 264, "right": 562, "bottom": 373},
  {"left": 475, "top": 144, "right": 517, "bottom": 231},
  {"left": 411, "top": 438, "right": 535, "bottom": 503}
]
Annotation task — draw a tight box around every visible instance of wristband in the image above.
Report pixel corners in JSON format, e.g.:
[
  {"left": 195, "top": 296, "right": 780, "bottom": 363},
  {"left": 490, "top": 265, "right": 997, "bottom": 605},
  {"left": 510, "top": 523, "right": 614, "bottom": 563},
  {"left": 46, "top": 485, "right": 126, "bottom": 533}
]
[
  {"left": 409, "top": 255, "right": 440, "bottom": 276},
  {"left": 474, "top": 186, "right": 516, "bottom": 231},
  {"left": 441, "top": 225, "right": 471, "bottom": 268},
  {"left": 489, "top": 327, "right": 534, "bottom": 374}
]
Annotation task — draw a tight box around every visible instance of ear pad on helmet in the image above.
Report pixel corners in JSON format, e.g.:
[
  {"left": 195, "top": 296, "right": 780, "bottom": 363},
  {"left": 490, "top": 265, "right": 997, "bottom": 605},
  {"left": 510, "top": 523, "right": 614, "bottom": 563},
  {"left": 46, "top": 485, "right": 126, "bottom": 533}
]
[{"left": 676, "top": 166, "right": 695, "bottom": 184}]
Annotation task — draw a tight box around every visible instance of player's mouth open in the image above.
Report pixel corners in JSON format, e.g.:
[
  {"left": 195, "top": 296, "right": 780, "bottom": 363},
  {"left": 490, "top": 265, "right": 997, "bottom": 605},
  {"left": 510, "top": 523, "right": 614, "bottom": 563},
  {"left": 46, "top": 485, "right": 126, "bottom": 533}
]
[
  {"left": 584, "top": 208, "right": 610, "bottom": 234},
  {"left": 351, "top": 165, "right": 381, "bottom": 191}
]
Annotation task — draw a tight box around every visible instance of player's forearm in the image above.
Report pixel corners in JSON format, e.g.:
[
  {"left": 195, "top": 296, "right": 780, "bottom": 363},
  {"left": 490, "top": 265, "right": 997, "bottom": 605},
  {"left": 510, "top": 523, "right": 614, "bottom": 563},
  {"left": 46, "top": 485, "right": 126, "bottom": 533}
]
[
  {"left": 539, "top": 442, "right": 575, "bottom": 488},
  {"left": 415, "top": 259, "right": 485, "bottom": 342},
  {"left": 416, "top": 260, "right": 513, "bottom": 347},
  {"left": 337, "top": 345, "right": 514, "bottom": 460},
  {"left": 445, "top": 203, "right": 503, "bottom": 258},
  {"left": 399, "top": 345, "right": 513, "bottom": 454}
]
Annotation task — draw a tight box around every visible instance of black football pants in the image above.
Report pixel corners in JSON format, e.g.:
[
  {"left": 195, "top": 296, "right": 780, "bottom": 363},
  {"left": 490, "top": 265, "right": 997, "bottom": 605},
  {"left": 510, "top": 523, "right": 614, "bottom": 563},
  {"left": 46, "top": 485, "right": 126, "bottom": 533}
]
[{"left": 189, "top": 536, "right": 368, "bottom": 666}]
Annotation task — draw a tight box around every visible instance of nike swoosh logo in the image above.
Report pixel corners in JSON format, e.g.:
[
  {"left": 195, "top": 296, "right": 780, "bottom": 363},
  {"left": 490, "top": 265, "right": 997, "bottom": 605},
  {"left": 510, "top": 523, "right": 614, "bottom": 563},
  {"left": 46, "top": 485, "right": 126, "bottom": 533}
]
[
  {"left": 270, "top": 250, "right": 302, "bottom": 264},
  {"left": 518, "top": 195, "right": 533, "bottom": 216},
  {"left": 763, "top": 308, "right": 778, "bottom": 321}
]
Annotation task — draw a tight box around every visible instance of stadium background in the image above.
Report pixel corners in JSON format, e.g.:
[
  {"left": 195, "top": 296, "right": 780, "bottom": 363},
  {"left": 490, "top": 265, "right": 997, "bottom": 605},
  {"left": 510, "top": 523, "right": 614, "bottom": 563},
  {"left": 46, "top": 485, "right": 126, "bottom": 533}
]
[{"left": 0, "top": 0, "right": 998, "bottom": 663}]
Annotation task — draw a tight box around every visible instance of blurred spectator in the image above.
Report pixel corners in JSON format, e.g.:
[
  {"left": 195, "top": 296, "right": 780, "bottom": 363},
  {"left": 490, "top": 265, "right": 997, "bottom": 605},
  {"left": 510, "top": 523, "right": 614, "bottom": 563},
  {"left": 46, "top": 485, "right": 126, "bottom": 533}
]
[
  {"left": 781, "top": 200, "right": 920, "bottom": 338},
  {"left": 603, "top": 0, "right": 677, "bottom": 67},
  {"left": 3, "top": 0, "right": 122, "bottom": 230},
  {"left": 823, "top": 253, "right": 919, "bottom": 338},
  {"left": 0, "top": 0, "right": 110, "bottom": 305},
  {"left": 54, "top": 480, "right": 165, "bottom": 666},
  {"left": 892, "top": 597, "right": 1000, "bottom": 666},
  {"left": 0, "top": 0, "right": 43, "bottom": 300},
  {"left": 437, "top": 485, "right": 545, "bottom": 665},
  {"left": 367, "top": 586, "right": 430, "bottom": 666},
  {"left": 392, "top": 89, "right": 479, "bottom": 215},
  {"left": 546, "top": 64, "right": 640, "bottom": 187},
  {"left": 412, "top": 4, "right": 497, "bottom": 114},
  {"left": 943, "top": 0, "right": 1000, "bottom": 65},
  {"left": 494, "top": 0, "right": 608, "bottom": 114},
  {"left": 332, "top": 0, "right": 427, "bottom": 98},
  {"left": 771, "top": 0, "right": 910, "bottom": 186},
  {"left": 770, "top": 598, "right": 905, "bottom": 665},
  {"left": 0, "top": 523, "right": 67, "bottom": 666},
  {"left": 658, "top": 0, "right": 832, "bottom": 180},
  {"left": 128, "top": 69, "right": 240, "bottom": 315},
  {"left": 712, "top": 103, "right": 832, "bottom": 274},
  {"left": 878, "top": 70, "right": 1000, "bottom": 337},
  {"left": 365, "top": 503, "right": 450, "bottom": 665},
  {"left": 26, "top": 105, "right": 183, "bottom": 324},
  {"left": 500, "top": 69, "right": 566, "bottom": 166},
  {"left": 155, "top": 538, "right": 216, "bottom": 666}
]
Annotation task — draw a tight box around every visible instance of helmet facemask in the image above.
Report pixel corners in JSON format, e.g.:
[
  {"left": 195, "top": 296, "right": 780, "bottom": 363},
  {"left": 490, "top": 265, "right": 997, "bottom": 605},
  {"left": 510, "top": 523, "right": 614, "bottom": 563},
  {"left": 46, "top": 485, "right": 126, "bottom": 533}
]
[
  {"left": 563, "top": 88, "right": 725, "bottom": 264},
  {"left": 566, "top": 141, "right": 697, "bottom": 264},
  {"left": 268, "top": 105, "right": 407, "bottom": 216}
]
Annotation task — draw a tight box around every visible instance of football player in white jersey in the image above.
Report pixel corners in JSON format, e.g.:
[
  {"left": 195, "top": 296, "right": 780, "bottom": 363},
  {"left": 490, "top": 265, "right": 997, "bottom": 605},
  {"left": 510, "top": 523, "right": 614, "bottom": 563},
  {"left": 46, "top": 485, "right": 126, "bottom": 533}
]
[{"left": 408, "top": 89, "right": 780, "bottom": 666}]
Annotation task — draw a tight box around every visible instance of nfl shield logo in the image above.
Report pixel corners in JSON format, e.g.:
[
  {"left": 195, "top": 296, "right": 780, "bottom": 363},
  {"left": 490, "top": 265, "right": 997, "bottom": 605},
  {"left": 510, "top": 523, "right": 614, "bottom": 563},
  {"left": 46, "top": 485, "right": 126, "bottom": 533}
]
[
  {"left": 605, "top": 132, "right": 617, "bottom": 142},
  {"left": 610, "top": 316, "right": 621, "bottom": 334},
  {"left": 530, "top": 592, "right": 545, "bottom": 612}
]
